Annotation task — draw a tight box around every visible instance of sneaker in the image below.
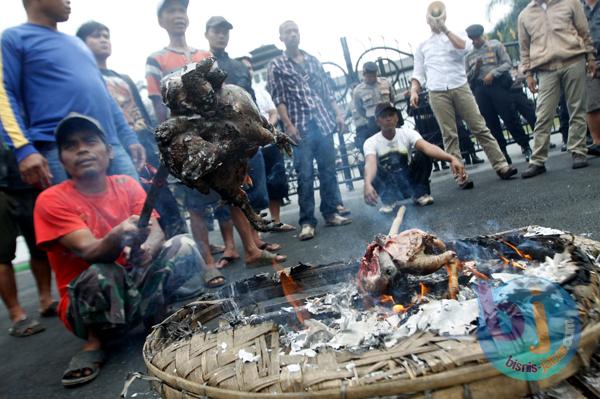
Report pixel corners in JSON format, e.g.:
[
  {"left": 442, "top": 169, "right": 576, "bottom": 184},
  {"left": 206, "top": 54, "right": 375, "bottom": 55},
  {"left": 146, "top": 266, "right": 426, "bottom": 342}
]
[
  {"left": 456, "top": 173, "right": 474, "bottom": 190},
  {"left": 496, "top": 165, "right": 518, "bottom": 180},
  {"left": 325, "top": 214, "right": 352, "bottom": 226},
  {"left": 521, "top": 163, "right": 546, "bottom": 178},
  {"left": 336, "top": 205, "right": 351, "bottom": 216},
  {"left": 415, "top": 194, "right": 434, "bottom": 207},
  {"left": 379, "top": 204, "right": 395, "bottom": 214},
  {"left": 572, "top": 153, "right": 589, "bottom": 169},
  {"left": 587, "top": 144, "right": 600, "bottom": 157},
  {"left": 561, "top": 143, "right": 567, "bottom": 152},
  {"left": 298, "top": 224, "right": 315, "bottom": 241}
]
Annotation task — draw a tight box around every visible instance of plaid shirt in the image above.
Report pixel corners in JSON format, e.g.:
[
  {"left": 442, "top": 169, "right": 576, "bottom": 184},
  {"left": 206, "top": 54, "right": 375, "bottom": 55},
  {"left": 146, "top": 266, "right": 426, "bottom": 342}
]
[{"left": 267, "top": 50, "right": 336, "bottom": 135}]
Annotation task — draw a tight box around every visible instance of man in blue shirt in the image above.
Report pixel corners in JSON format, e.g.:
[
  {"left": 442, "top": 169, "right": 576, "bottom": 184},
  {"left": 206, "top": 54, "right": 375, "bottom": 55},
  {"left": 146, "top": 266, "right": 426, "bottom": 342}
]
[{"left": 0, "top": 0, "right": 145, "bottom": 189}]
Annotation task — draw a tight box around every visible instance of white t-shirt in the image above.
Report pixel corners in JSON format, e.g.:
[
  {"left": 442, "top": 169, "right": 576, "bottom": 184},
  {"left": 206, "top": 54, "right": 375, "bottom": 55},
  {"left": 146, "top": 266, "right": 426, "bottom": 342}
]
[
  {"left": 363, "top": 128, "right": 423, "bottom": 165},
  {"left": 253, "top": 84, "right": 276, "bottom": 120}
]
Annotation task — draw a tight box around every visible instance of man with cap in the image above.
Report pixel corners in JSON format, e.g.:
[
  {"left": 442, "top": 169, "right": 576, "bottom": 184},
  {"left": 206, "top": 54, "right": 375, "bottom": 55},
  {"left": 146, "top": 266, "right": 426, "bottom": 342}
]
[
  {"left": 410, "top": 4, "right": 517, "bottom": 189},
  {"left": 364, "top": 103, "right": 465, "bottom": 211},
  {"left": 352, "top": 61, "right": 395, "bottom": 155},
  {"left": 518, "top": 0, "right": 597, "bottom": 177},
  {"left": 267, "top": 20, "right": 352, "bottom": 241},
  {"left": 465, "top": 24, "right": 532, "bottom": 164},
  {"left": 33, "top": 113, "right": 205, "bottom": 387},
  {"left": 146, "top": 0, "right": 211, "bottom": 123},
  {"left": 0, "top": 0, "right": 145, "bottom": 189}
]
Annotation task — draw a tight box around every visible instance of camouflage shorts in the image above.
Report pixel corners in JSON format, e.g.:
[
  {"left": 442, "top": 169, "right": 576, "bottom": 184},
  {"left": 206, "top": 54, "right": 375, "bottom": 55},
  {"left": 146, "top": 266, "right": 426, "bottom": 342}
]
[{"left": 66, "top": 234, "right": 202, "bottom": 339}]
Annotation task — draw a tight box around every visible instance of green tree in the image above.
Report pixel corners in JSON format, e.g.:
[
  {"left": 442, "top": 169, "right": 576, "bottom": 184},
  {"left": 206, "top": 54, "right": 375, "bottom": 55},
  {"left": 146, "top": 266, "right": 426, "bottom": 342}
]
[{"left": 488, "top": 0, "right": 531, "bottom": 42}]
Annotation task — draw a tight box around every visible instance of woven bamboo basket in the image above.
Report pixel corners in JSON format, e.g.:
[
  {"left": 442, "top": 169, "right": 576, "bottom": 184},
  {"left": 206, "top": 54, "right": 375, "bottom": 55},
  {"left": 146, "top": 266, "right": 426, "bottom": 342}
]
[{"left": 143, "top": 230, "right": 600, "bottom": 398}]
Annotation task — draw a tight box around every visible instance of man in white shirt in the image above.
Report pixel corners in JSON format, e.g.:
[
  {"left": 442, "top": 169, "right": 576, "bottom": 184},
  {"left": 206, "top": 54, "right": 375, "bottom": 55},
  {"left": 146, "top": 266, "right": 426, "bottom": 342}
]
[
  {"left": 363, "top": 103, "right": 465, "bottom": 212},
  {"left": 410, "top": 3, "right": 517, "bottom": 189}
]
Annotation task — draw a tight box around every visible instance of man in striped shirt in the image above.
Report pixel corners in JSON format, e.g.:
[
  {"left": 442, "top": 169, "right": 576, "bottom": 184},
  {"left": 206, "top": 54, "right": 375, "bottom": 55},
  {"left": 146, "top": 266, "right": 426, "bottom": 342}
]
[{"left": 267, "top": 20, "right": 351, "bottom": 241}]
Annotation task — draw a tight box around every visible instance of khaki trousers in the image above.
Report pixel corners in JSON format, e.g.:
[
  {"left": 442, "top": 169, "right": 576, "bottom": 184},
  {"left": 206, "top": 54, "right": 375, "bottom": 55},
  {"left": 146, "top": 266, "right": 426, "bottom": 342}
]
[
  {"left": 530, "top": 57, "right": 588, "bottom": 166},
  {"left": 429, "top": 83, "right": 508, "bottom": 171}
]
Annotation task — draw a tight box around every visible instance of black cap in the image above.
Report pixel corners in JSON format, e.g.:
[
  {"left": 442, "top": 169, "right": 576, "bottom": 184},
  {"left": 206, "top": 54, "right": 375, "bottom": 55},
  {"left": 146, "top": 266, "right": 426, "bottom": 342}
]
[
  {"left": 466, "top": 24, "right": 484, "bottom": 39},
  {"left": 157, "top": 0, "right": 189, "bottom": 17},
  {"left": 206, "top": 16, "right": 233, "bottom": 31},
  {"left": 55, "top": 113, "right": 107, "bottom": 146},
  {"left": 374, "top": 102, "right": 398, "bottom": 118},
  {"left": 363, "top": 62, "right": 378, "bottom": 74}
]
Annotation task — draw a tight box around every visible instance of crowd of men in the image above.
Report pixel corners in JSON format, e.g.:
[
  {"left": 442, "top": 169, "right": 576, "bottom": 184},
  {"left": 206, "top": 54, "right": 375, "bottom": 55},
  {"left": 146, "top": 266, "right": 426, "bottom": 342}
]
[{"left": 0, "top": 0, "right": 599, "bottom": 388}]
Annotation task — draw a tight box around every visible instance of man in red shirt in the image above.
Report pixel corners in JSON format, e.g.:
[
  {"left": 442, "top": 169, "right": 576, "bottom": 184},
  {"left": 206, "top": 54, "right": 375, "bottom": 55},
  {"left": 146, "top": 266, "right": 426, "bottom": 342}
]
[{"left": 34, "top": 113, "right": 205, "bottom": 387}]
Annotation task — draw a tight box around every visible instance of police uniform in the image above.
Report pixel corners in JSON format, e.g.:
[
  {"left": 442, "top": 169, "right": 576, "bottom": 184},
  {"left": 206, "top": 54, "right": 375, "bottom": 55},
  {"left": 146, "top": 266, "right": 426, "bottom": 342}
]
[{"left": 352, "top": 76, "right": 394, "bottom": 154}]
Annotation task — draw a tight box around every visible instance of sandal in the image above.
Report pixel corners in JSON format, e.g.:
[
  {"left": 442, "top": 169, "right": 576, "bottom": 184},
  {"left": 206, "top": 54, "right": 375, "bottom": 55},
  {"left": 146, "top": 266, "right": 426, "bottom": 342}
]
[
  {"left": 8, "top": 317, "right": 45, "bottom": 337},
  {"left": 203, "top": 268, "right": 226, "bottom": 288},
  {"left": 246, "top": 250, "right": 287, "bottom": 268},
  {"left": 216, "top": 256, "right": 239, "bottom": 269},
  {"left": 62, "top": 349, "right": 105, "bottom": 387},
  {"left": 258, "top": 242, "right": 282, "bottom": 252},
  {"left": 266, "top": 221, "right": 296, "bottom": 232},
  {"left": 40, "top": 301, "right": 59, "bottom": 317},
  {"left": 209, "top": 244, "right": 225, "bottom": 255}
]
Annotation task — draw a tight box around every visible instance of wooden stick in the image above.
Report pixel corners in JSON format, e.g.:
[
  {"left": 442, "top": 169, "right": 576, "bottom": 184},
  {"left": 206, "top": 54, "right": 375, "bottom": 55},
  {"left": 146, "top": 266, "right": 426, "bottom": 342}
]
[{"left": 388, "top": 206, "right": 406, "bottom": 236}]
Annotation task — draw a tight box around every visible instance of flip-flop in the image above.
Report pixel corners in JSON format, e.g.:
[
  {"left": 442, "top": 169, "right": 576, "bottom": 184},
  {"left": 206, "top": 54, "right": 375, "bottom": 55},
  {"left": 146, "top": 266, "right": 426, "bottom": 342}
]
[
  {"left": 246, "top": 250, "right": 287, "bottom": 268},
  {"left": 209, "top": 244, "right": 225, "bottom": 255},
  {"left": 258, "top": 242, "right": 282, "bottom": 252},
  {"left": 216, "top": 256, "right": 239, "bottom": 269},
  {"left": 40, "top": 301, "right": 59, "bottom": 317},
  {"left": 8, "top": 317, "right": 45, "bottom": 337},
  {"left": 203, "top": 268, "right": 226, "bottom": 288},
  {"left": 62, "top": 349, "right": 105, "bottom": 387}
]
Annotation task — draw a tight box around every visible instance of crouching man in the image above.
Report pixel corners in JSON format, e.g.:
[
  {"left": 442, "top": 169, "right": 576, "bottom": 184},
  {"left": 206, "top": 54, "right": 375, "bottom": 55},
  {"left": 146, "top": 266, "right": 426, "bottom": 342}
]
[
  {"left": 33, "top": 114, "right": 205, "bottom": 387},
  {"left": 364, "top": 103, "right": 465, "bottom": 212}
]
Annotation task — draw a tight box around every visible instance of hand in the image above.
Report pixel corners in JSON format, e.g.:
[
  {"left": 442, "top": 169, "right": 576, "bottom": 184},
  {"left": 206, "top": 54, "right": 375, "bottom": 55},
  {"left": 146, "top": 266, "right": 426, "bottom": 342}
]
[
  {"left": 128, "top": 143, "right": 146, "bottom": 171},
  {"left": 588, "top": 60, "right": 598, "bottom": 79},
  {"left": 526, "top": 75, "right": 538, "bottom": 94},
  {"left": 483, "top": 73, "right": 494, "bottom": 86},
  {"left": 335, "top": 113, "right": 346, "bottom": 133},
  {"left": 449, "top": 157, "right": 465, "bottom": 178},
  {"left": 285, "top": 123, "right": 301, "bottom": 143},
  {"left": 410, "top": 91, "right": 420, "bottom": 109},
  {"left": 19, "top": 153, "right": 53, "bottom": 189},
  {"left": 364, "top": 184, "right": 379, "bottom": 206},
  {"left": 115, "top": 215, "right": 150, "bottom": 248}
]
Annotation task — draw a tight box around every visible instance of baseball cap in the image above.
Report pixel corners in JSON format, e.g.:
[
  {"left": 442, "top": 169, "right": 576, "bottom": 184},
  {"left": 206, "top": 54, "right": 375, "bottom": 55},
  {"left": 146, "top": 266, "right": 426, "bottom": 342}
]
[
  {"left": 55, "top": 113, "right": 107, "bottom": 146},
  {"left": 206, "top": 16, "right": 233, "bottom": 31},
  {"left": 363, "top": 62, "right": 378, "bottom": 73},
  {"left": 157, "top": 0, "right": 189, "bottom": 17},
  {"left": 374, "top": 102, "right": 398, "bottom": 118}
]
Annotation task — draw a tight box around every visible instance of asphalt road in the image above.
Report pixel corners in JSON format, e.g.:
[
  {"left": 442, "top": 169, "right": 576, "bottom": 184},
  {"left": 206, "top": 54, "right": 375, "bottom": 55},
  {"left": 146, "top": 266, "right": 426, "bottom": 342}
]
[{"left": 1, "top": 136, "right": 599, "bottom": 399}]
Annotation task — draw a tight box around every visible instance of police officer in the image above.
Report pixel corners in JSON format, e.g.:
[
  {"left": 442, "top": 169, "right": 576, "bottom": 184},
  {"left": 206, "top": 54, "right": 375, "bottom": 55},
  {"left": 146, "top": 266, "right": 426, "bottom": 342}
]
[
  {"left": 465, "top": 24, "right": 532, "bottom": 163},
  {"left": 352, "top": 61, "right": 395, "bottom": 154}
]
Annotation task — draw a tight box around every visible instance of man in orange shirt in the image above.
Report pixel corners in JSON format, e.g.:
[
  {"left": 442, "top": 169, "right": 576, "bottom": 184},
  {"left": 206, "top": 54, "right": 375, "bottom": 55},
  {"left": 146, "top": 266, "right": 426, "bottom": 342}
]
[{"left": 34, "top": 113, "right": 204, "bottom": 387}]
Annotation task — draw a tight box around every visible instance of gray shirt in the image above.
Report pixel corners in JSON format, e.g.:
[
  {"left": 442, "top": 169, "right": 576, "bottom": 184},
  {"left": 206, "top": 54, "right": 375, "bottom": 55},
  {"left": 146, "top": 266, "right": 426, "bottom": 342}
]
[
  {"left": 351, "top": 77, "right": 394, "bottom": 127},
  {"left": 465, "top": 40, "right": 513, "bottom": 84},
  {"left": 585, "top": 0, "right": 600, "bottom": 52}
]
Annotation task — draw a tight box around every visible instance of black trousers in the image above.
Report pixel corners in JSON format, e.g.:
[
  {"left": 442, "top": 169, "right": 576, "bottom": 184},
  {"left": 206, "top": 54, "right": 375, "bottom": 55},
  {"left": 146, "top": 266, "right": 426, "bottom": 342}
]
[
  {"left": 375, "top": 151, "right": 432, "bottom": 204},
  {"left": 473, "top": 82, "right": 531, "bottom": 150},
  {"left": 510, "top": 88, "right": 537, "bottom": 131}
]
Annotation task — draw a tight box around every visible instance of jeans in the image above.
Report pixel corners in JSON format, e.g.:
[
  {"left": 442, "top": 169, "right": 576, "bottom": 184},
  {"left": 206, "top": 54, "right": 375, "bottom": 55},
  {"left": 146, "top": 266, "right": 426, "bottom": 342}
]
[
  {"left": 375, "top": 151, "right": 432, "bottom": 204},
  {"left": 245, "top": 149, "right": 269, "bottom": 212},
  {"left": 37, "top": 143, "right": 139, "bottom": 185},
  {"left": 293, "top": 121, "right": 338, "bottom": 227}
]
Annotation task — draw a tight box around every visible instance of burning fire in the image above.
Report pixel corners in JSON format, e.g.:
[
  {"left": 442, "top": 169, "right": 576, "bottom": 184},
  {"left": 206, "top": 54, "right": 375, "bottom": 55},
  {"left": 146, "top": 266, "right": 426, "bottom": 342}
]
[
  {"left": 500, "top": 239, "right": 533, "bottom": 261},
  {"left": 379, "top": 283, "right": 428, "bottom": 314},
  {"left": 499, "top": 254, "right": 527, "bottom": 270}
]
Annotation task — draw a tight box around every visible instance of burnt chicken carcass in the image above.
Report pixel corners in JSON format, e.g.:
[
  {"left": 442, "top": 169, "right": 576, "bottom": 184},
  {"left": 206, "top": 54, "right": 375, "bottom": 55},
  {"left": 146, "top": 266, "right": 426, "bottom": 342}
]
[
  {"left": 155, "top": 58, "right": 293, "bottom": 231},
  {"left": 357, "top": 229, "right": 456, "bottom": 295}
]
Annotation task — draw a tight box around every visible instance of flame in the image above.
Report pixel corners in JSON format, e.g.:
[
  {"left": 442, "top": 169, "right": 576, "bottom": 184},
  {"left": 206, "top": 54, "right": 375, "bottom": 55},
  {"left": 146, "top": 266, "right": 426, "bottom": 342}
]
[
  {"left": 379, "top": 284, "right": 428, "bottom": 314},
  {"left": 418, "top": 282, "right": 428, "bottom": 299},
  {"left": 500, "top": 239, "right": 533, "bottom": 261},
  {"left": 393, "top": 304, "right": 407, "bottom": 313},
  {"left": 499, "top": 254, "right": 527, "bottom": 270},
  {"left": 379, "top": 294, "right": 395, "bottom": 305},
  {"left": 279, "top": 271, "right": 310, "bottom": 324}
]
